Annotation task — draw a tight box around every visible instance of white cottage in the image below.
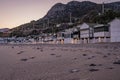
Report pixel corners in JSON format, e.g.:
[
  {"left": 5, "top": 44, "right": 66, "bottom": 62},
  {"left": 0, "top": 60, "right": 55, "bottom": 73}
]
[
  {"left": 93, "top": 24, "right": 110, "bottom": 43},
  {"left": 109, "top": 18, "right": 120, "bottom": 42},
  {"left": 79, "top": 23, "right": 95, "bottom": 43},
  {"left": 57, "top": 32, "right": 64, "bottom": 44},
  {"left": 64, "top": 29, "right": 74, "bottom": 44},
  {"left": 63, "top": 28, "right": 79, "bottom": 44}
]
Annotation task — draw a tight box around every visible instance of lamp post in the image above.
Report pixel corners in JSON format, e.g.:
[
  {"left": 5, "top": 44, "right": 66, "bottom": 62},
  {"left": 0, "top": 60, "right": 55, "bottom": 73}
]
[
  {"left": 102, "top": 2, "right": 105, "bottom": 14},
  {"left": 102, "top": 0, "right": 112, "bottom": 14}
]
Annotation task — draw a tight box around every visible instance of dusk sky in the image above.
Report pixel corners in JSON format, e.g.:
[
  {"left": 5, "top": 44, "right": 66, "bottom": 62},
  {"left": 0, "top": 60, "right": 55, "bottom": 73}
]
[{"left": 0, "top": 0, "right": 119, "bottom": 28}]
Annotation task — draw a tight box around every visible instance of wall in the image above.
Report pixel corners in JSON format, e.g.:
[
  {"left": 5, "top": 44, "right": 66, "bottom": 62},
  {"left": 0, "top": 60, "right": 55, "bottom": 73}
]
[
  {"left": 80, "top": 23, "right": 90, "bottom": 38},
  {"left": 110, "top": 19, "right": 120, "bottom": 42},
  {"left": 94, "top": 32, "right": 110, "bottom": 37}
]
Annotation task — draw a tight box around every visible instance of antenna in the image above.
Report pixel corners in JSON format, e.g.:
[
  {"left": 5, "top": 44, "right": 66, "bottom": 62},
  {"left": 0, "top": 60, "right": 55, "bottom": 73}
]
[{"left": 102, "top": 0, "right": 112, "bottom": 14}]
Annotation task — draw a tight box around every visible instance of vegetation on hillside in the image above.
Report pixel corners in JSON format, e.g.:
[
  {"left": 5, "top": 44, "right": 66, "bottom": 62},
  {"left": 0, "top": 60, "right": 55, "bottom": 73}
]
[{"left": 9, "top": 1, "right": 120, "bottom": 37}]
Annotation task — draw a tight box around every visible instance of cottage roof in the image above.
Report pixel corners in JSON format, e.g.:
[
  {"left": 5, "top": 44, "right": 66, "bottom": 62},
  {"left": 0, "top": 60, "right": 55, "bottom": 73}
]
[
  {"left": 94, "top": 24, "right": 110, "bottom": 28},
  {"left": 85, "top": 23, "right": 98, "bottom": 28},
  {"left": 108, "top": 18, "right": 120, "bottom": 24}
]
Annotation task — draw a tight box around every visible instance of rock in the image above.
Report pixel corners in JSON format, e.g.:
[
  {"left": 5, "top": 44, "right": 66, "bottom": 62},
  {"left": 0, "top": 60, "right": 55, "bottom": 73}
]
[
  {"left": 70, "top": 69, "right": 80, "bottom": 73},
  {"left": 103, "top": 55, "right": 107, "bottom": 58},
  {"left": 40, "top": 49, "right": 43, "bottom": 52},
  {"left": 20, "top": 58, "right": 28, "bottom": 61},
  {"left": 91, "top": 56, "right": 95, "bottom": 58},
  {"left": 116, "top": 56, "right": 120, "bottom": 59},
  {"left": 88, "top": 56, "right": 95, "bottom": 59},
  {"left": 17, "top": 51, "right": 24, "bottom": 54},
  {"left": 83, "top": 54, "right": 87, "bottom": 56},
  {"left": 73, "top": 58, "right": 77, "bottom": 60},
  {"left": 88, "top": 57, "right": 92, "bottom": 59},
  {"left": 89, "top": 64, "right": 96, "bottom": 66},
  {"left": 113, "top": 60, "right": 120, "bottom": 65},
  {"left": 37, "top": 47, "right": 40, "bottom": 50},
  {"left": 30, "top": 57, "right": 35, "bottom": 59},
  {"left": 98, "top": 64, "right": 102, "bottom": 66},
  {"left": 50, "top": 54, "right": 56, "bottom": 55},
  {"left": 107, "top": 53, "right": 111, "bottom": 55},
  {"left": 89, "top": 69, "right": 99, "bottom": 72},
  {"left": 107, "top": 67, "right": 114, "bottom": 69}
]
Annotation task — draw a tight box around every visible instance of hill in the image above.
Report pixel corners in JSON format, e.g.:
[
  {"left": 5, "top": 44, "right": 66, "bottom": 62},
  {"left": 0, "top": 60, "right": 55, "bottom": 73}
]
[{"left": 10, "top": 1, "right": 120, "bottom": 37}]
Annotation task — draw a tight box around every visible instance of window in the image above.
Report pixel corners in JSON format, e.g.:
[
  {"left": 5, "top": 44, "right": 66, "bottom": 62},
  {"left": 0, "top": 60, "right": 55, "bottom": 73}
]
[
  {"left": 64, "top": 34, "right": 71, "bottom": 38},
  {"left": 94, "top": 26, "right": 109, "bottom": 32}
]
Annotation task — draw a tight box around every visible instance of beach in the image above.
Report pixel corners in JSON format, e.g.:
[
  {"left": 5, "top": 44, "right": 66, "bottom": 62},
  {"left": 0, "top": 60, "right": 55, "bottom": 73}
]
[{"left": 0, "top": 43, "right": 120, "bottom": 80}]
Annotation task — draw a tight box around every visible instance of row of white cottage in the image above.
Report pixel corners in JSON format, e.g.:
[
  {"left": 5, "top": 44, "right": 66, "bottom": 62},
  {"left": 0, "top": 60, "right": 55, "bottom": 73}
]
[{"left": 56, "top": 18, "right": 120, "bottom": 44}]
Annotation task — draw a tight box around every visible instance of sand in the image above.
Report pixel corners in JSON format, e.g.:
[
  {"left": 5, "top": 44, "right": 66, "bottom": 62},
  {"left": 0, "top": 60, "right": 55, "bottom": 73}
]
[{"left": 0, "top": 43, "right": 120, "bottom": 80}]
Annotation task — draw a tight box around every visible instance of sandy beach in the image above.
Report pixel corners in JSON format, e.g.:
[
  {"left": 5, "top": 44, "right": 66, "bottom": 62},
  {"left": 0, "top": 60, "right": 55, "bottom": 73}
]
[{"left": 0, "top": 43, "right": 120, "bottom": 80}]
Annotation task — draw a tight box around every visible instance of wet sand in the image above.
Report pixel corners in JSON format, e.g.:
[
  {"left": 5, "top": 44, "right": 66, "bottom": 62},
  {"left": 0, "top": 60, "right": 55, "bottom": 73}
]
[{"left": 0, "top": 43, "right": 120, "bottom": 80}]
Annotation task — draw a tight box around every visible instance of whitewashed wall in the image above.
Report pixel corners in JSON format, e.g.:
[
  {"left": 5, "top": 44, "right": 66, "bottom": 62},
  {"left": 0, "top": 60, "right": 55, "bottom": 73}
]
[
  {"left": 80, "top": 23, "right": 90, "bottom": 38},
  {"left": 64, "top": 38, "right": 73, "bottom": 44},
  {"left": 94, "top": 32, "right": 110, "bottom": 37},
  {"left": 110, "top": 19, "right": 120, "bottom": 42}
]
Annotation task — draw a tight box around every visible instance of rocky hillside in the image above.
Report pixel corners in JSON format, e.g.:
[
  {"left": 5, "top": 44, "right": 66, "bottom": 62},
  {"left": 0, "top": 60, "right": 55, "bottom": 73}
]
[{"left": 11, "top": 1, "right": 120, "bottom": 37}]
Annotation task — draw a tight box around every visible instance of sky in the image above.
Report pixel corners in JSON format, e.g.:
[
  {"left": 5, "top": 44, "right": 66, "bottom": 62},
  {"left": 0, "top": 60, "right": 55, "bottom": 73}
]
[{"left": 0, "top": 0, "right": 119, "bottom": 29}]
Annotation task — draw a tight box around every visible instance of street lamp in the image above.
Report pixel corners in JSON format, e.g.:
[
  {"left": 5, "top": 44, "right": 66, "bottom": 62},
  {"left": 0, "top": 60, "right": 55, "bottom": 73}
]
[{"left": 102, "top": 0, "right": 113, "bottom": 14}]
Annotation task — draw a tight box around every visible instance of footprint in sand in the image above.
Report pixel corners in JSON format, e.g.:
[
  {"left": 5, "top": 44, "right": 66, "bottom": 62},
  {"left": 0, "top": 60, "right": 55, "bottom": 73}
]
[{"left": 17, "top": 51, "right": 24, "bottom": 54}]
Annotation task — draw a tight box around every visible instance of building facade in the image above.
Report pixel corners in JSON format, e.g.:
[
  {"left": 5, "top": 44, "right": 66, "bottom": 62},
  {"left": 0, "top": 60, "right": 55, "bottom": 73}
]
[
  {"left": 109, "top": 18, "right": 120, "bottom": 42},
  {"left": 55, "top": 18, "right": 120, "bottom": 44},
  {"left": 93, "top": 24, "right": 110, "bottom": 43},
  {"left": 79, "top": 23, "right": 95, "bottom": 43}
]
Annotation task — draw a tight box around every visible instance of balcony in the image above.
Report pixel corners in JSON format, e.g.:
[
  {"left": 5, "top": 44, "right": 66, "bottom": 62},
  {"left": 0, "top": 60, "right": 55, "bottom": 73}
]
[{"left": 94, "top": 32, "right": 110, "bottom": 37}]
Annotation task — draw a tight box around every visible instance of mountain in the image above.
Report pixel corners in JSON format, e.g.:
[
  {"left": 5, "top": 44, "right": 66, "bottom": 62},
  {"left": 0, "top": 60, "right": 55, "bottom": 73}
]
[
  {"left": 11, "top": 1, "right": 120, "bottom": 37},
  {"left": 43, "top": 1, "right": 98, "bottom": 23}
]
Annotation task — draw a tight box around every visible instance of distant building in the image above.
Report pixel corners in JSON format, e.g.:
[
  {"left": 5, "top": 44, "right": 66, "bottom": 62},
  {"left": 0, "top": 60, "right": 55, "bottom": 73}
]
[
  {"left": 109, "top": 18, "right": 120, "bottom": 42},
  {"left": 79, "top": 23, "right": 95, "bottom": 43},
  {"left": 64, "top": 28, "right": 79, "bottom": 44},
  {"left": 0, "top": 28, "right": 10, "bottom": 37},
  {"left": 78, "top": 23, "right": 111, "bottom": 43},
  {"left": 93, "top": 24, "right": 110, "bottom": 43},
  {"left": 0, "top": 28, "right": 9, "bottom": 33},
  {"left": 56, "top": 27, "right": 79, "bottom": 44},
  {"left": 57, "top": 32, "right": 64, "bottom": 44},
  {"left": 64, "top": 29, "right": 74, "bottom": 44},
  {"left": 56, "top": 18, "right": 120, "bottom": 44}
]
